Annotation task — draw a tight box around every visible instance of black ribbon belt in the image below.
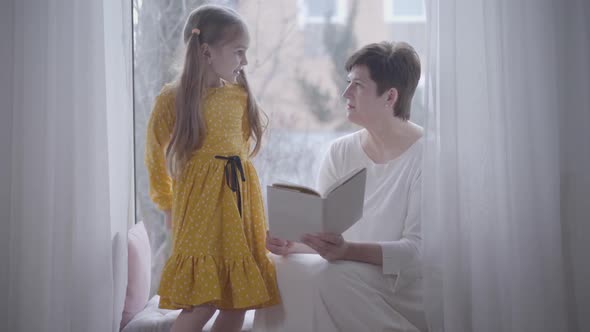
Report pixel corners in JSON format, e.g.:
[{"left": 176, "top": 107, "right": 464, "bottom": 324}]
[{"left": 214, "top": 155, "right": 246, "bottom": 217}]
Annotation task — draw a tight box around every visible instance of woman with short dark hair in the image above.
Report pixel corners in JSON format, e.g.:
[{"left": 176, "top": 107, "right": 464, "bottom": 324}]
[{"left": 259, "top": 41, "right": 427, "bottom": 332}]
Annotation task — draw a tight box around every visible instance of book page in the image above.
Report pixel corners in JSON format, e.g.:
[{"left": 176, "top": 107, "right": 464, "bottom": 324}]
[
  {"left": 323, "top": 167, "right": 366, "bottom": 197},
  {"left": 266, "top": 167, "right": 367, "bottom": 241},
  {"left": 271, "top": 182, "right": 321, "bottom": 196}
]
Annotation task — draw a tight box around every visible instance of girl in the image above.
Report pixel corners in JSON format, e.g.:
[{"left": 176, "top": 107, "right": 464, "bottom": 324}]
[{"left": 145, "top": 5, "right": 280, "bottom": 332}]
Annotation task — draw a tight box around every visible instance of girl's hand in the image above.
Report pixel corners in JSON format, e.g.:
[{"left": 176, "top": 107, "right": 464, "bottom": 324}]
[
  {"left": 266, "top": 231, "right": 294, "bottom": 256},
  {"left": 164, "top": 210, "right": 172, "bottom": 230},
  {"left": 301, "top": 233, "right": 349, "bottom": 261}
]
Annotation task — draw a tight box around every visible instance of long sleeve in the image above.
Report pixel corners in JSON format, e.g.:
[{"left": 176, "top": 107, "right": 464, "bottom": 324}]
[
  {"left": 379, "top": 170, "right": 422, "bottom": 287},
  {"left": 316, "top": 143, "right": 339, "bottom": 196},
  {"left": 316, "top": 132, "right": 423, "bottom": 289},
  {"left": 145, "top": 89, "right": 175, "bottom": 211}
]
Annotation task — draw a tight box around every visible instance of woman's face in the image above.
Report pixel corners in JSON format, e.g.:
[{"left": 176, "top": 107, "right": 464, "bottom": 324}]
[{"left": 342, "top": 65, "right": 394, "bottom": 127}]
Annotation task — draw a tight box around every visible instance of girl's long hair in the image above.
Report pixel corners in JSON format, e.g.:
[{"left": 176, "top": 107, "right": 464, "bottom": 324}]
[{"left": 166, "top": 5, "right": 266, "bottom": 177}]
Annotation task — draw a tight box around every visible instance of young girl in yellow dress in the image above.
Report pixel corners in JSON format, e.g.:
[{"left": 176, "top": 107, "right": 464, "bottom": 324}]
[{"left": 145, "top": 5, "right": 280, "bottom": 331}]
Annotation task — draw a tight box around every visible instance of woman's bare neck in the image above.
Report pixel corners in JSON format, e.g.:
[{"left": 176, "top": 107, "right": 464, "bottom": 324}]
[{"left": 361, "top": 119, "right": 423, "bottom": 164}]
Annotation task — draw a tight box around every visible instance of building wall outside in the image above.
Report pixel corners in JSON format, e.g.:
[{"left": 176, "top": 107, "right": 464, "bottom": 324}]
[{"left": 239, "top": 0, "right": 427, "bottom": 130}]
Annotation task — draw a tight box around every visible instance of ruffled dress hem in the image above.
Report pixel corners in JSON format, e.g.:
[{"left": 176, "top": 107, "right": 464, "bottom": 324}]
[{"left": 157, "top": 252, "right": 280, "bottom": 310}]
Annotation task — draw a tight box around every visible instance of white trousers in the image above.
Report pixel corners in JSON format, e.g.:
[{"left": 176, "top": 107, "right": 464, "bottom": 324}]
[{"left": 253, "top": 254, "right": 427, "bottom": 332}]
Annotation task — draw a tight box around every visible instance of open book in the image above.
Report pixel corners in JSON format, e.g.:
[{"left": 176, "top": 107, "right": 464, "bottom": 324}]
[{"left": 266, "top": 168, "right": 367, "bottom": 241}]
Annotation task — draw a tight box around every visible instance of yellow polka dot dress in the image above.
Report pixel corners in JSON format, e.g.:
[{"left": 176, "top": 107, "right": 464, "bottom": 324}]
[{"left": 145, "top": 83, "right": 280, "bottom": 310}]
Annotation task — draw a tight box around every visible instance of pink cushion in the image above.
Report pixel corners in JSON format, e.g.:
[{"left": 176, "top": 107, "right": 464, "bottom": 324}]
[{"left": 121, "top": 221, "right": 151, "bottom": 329}]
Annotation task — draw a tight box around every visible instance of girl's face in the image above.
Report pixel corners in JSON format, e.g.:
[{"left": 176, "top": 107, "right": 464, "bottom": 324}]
[
  {"left": 207, "top": 31, "right": 250, "bottom": 84},
  {"left": 342, "top": 65, "right": 397, "bottom": 127}
]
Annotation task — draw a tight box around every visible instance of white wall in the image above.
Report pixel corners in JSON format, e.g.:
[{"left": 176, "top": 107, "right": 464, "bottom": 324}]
[{"left": 0, "top": 0, "right": 14, "bottom": 327}]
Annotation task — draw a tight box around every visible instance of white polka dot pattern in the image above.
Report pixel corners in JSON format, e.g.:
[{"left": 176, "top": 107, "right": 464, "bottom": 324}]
[{"left": 145, "top": 84, "right": 280, "bottom": 310}]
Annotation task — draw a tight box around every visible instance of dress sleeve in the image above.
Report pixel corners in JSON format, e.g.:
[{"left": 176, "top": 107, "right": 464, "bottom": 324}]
[
  {"left": 144, "top": 90, "right": 175, "bottom": 211},
  {"left": 378, "top": 170, "right": 422, "bottom": 288}
]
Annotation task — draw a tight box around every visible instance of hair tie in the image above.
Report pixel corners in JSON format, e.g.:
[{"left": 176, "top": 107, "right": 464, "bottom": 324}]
[{"left": 191, "top": 28, "right": 201, "bottom": 36}]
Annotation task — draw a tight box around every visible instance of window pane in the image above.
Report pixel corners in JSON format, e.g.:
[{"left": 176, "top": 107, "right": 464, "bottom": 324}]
[
  {"left": 392, "top": 0, "right": 424, "bottom": 17},
  {"left": 306, "top": 0, "right": 336, "bottom": 17}
]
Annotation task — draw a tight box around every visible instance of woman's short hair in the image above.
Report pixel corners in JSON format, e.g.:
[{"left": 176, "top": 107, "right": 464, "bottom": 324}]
[{"left": 345, "top": 41, "right": 421, "bottom": 120}]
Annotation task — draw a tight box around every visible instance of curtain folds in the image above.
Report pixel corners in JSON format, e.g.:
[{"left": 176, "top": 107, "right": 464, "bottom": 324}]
[
  {"left": 423, "top": 0, "right": 590, "bottom": 331},
  {"left": 4, "top": 1, "right": 133, "bottom": 331}
]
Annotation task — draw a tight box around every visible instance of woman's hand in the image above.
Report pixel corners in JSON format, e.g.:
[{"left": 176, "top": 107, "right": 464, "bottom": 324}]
[
  {"left": 266, "top": 231, "right": 294, "bottom": 256},
  {"left": 301, "top": 233, "right": 349, "bottom": 261},
  {"left": 163, "top": 210, "right": 172, "bottom": 230}
]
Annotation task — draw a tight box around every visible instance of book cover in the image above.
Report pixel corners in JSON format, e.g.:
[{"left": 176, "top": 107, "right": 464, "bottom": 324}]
[{"left": 266, "top": 168, "right": 367, "bottom": 241}]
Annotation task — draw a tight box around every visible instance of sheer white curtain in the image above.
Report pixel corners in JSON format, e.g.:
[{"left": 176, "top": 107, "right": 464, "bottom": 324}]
[
  {"left": 2, "top": 0, "right": 133, "bottom": 331},
  {"left": 558, "top": 1, "right": 590, "bottom": 331},
  {"left": 422, "top": 0, "right": 590, "bottom": 331}
]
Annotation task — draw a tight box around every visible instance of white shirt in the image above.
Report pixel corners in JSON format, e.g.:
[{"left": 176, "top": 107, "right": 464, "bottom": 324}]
[{"left": 317, "top": 130, "right": 423, "bottom": 289}]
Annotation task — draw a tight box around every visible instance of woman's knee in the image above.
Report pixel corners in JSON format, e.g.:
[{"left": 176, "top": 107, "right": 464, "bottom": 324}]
[
  {"left": 313, "top": 261, "right": 357, "bottom": 291},
  {"left": 313, "top": 261, "right": 383, "bottom": 298}
]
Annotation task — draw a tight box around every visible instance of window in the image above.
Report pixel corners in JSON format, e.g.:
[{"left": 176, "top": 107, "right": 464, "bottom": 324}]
[
  {"left": 133, "top": 0, "right": 428, "bottom": 296},
  {"left": 298, "top": 0, "right": 348, "bottom": 27},
  {"left": 384, "top": 0, "right": 426, "bottom": 23}
]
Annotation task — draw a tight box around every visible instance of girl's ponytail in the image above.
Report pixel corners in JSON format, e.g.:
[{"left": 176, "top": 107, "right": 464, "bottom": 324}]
[{"left": 166, "top": 30, "right": 207, "bottom": 177}]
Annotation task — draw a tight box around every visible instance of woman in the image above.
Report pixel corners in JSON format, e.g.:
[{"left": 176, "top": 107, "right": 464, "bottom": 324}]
[{"left": 256, "top": 41, "right": 427, "bottom": 332}]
